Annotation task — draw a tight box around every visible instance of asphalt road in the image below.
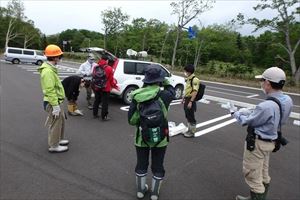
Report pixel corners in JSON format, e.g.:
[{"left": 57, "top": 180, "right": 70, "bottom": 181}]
[{"left": 1, "top": 60, "right": 299, "bottom": 200}]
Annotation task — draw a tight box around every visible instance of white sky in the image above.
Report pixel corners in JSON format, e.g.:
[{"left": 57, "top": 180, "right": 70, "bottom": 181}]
[{"left": 0, "top": 0, "right": 281, "bottom": 36}]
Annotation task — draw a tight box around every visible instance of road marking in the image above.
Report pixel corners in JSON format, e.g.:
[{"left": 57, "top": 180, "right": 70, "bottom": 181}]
[
  {"left": 204, "top": 95, "right": 300, "bottom": 120},
  {"left": 208, "top": 85, "right": 255, "bottom": 95},
  {"left": 58, "top": 76, "right": 69, "bottom": 78},
  {"left": 194, "top": 118, "right": 237, "bottom": 137},
  {"left": 246, "top": 94, "right": 259, "bottom": 98},
  {"left": 120, "top": 98, "right": 210, "bottom": 111},
  {"left": 293, "top": 120, "right": 300, "bottom": 126},
  {"left": 202, "top": 80, "right": 300, "bottom": 96},
  {"left": 196, "top": 114, "right": 232, "bottom": 128}
]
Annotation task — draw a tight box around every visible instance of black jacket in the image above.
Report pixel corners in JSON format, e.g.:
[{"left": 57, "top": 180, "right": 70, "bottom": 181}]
[{"left": 62, "top": 75, "right": 82, "bottom": 101}]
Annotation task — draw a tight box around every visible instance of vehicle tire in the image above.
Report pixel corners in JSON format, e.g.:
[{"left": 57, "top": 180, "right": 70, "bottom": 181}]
[
  {"left": 174, "top": 85, "right": 183, "bottom": 99},
  {"left": 12, "top": 59, "right": 20, "bottom": 64},
  {"left": 36, "top": 60, "right": 43, "bottom": 65},
  {"left": 123, "top": 86, "right": 138, "bottom": 105}
]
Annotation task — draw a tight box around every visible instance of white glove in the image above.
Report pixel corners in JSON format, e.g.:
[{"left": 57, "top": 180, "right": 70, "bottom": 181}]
[
  {"left": 222, "top": 102, "right": 237, "bottom": 113},
  {"left": 238, "top": 108, "right": 252, "bottom": 116},
  {"left": 52, "top": 105, "right": 61, "bottom": 118}
]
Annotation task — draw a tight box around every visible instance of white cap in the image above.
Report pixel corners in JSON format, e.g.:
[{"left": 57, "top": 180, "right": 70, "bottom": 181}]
[
  {"left": 88, "top": 53, "right": 96, "bottom": 60},
  {"left": 255, "top": 67, "right": 286, "bottom": 83}
]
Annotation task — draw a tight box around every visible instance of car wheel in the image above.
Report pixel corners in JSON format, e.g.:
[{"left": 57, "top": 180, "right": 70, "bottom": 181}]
[
  {"left": 174, "top": 85, "right": 183, "bottom": 99},
  {"left": 123, "top": 86, "right": 138, "bottom": 105},
  {"left": 36, "top": 60, "right": 43, "bottom": 65},
  {"left": 12, "top": 59, "right": 20, "bottom": 64}
]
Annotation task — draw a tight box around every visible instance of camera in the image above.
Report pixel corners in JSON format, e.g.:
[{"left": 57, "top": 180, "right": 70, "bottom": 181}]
[{"left": 280, "top": 136, "right": 289, "bottom": 146}]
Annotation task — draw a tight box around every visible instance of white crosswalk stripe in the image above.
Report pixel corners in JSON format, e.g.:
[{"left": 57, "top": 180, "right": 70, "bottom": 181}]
[{"left": 16, "top": 63, "right": 79, "bottom": 81}]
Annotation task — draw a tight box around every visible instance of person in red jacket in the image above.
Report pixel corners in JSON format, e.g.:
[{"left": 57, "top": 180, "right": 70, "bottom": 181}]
[{"left": 92, "top": 54, "right": 118, "bottom": 121}]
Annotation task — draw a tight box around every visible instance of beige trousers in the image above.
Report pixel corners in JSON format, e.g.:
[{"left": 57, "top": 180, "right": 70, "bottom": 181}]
[
  {"left": 45, "top": 104, "right": 65, "bottom": 147},
  {"left": 242, "top": 139, "right": 275, "bottom": 193}
]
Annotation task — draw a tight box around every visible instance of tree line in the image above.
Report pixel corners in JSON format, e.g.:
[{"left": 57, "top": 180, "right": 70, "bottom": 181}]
[{"left": 0, "top": 0, "right": 299, "bottom": 84}]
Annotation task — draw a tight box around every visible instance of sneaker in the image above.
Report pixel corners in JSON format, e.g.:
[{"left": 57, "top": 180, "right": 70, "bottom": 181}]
[
  {"left": 88, "top": 105, "right": 93, "bottom": 110},
  {"left": 183, "top": 131, "right": 194, "bottom": 138},
  {"left": 59, "top": 139, "right": 69, "bottom": 146},
  {"left": 102, "top": 116, "right": 111, "bottom": 121},
  {"left": 48, "top": 145, "right": 68, "bottom": 153}
]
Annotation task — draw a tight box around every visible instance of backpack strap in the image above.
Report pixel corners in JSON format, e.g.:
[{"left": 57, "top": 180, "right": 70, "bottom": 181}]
[
  {"left": 190, "top": 75, "right": 197, "bottom": 94},
  {"left": 266, "top": 97, "right": 282, "bottom": 131}
]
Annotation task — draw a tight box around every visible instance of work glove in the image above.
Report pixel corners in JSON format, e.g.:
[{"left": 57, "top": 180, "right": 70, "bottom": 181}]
[
  {"left": 52, "top": 105, "right": 61, "bottom": 118},
  {"left": 222, "top": 102, "right": 237, "bottom": 114},
  {"left": 238, "top": 108, "right": 252, "bottom": 116}
]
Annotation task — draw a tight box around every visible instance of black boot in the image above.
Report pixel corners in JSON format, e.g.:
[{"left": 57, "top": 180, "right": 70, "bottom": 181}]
[{"left": 250, "top": 191, "right": 265, "bottom": 200}]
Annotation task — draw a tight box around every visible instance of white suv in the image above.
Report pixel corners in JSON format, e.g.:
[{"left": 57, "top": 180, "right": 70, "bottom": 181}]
[
  {"left": 111, "top": 59, "right": 185, "bottom": 104},
  {"left": 87, "top": 48, "right": 185, "bottom": 104}
]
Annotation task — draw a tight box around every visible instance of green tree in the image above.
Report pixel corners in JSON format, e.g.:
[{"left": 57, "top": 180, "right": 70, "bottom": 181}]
[
  {"left": 101, "top": 7, "right": 129, "bottom": 49},
  {"left": 4, "top": 0, "right": 25, "bottom": 47},
  {"left": 236, "top": 0, "right": 300, "bottom": 84},
  {"left": 170, "top": 0, "right": 214, "bottom": 67},
  {"left": 22, "top": 20, "right": 42, "bottom": 49}
]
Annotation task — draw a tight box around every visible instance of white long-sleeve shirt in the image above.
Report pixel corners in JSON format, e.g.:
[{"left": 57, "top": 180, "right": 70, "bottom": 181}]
[{"left": 77, "top": 60, "right": 94, "bottom": 76}]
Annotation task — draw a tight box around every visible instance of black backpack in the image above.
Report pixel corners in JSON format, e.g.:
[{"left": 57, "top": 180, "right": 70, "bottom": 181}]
[
  {"left": 138, "top": 94, "right": 168, "bottom": 146},
  {"left": 190, "top": 76, "right": 206, "bottom": 101},
  {"left": 92, "top": 65, "right": 107, "bottom": 90}
]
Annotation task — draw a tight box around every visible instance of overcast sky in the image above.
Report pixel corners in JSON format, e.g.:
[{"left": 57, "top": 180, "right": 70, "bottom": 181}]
[{"left": 1, "top": 0, "right": 281, "bottom": 36}]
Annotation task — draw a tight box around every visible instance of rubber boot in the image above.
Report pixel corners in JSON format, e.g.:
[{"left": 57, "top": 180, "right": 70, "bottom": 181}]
[
  {"left": 136, "top": 173, "right": 148, "bottom": 199},
  {"left": 262, "top": 183, "right": 269, "bottom": 200},
  {"left": 150, "top": 176, "right": 163, "bottom": 200},
  {"left": 184, "top": 123, "right": 193, "bottom": 137},
  {"left": 250, "top": 191, "right": 265, "bottom": 200},
  {"left": 235, "top": 194, "right": 251, "bottom": 200},
  {"left": 87, "top": 100, "right": 93, "bottom": 110},
  {"left": 190, "top": 123, "right": 196, "bottom": 135}
]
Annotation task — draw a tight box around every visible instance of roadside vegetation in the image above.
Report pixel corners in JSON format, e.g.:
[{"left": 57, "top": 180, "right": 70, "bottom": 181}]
[{"left": 1, "top": 0, "right": 299, "bottom": 88}]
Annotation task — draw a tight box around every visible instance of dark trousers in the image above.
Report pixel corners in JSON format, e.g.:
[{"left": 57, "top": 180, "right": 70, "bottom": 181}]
[
  {"left": 93, "top": 90, "right": 109, "bottom": 119},
  {"left": 135, "top": 146, "right": 167, "bottom": 178},
  {"left": 184, "top": 97, "right": 197, "bottom": 124}
]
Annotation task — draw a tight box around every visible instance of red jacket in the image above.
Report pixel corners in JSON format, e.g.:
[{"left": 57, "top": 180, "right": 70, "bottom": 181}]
[{"left": 95, "top": 59, "right": 117, "bottom": 92}]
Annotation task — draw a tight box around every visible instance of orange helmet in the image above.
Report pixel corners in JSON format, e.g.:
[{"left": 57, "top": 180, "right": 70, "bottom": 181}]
[{"left": 44, "top": 44, "right": 63, "bottom": 57}]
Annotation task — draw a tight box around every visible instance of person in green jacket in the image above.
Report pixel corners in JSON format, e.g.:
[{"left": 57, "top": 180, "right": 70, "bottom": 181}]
[
  {"left": 38, "top": 44, "right": 69, "bottom": 153},
  {"left": 128, "top": 65, "right": 175, "bottom": 200}
]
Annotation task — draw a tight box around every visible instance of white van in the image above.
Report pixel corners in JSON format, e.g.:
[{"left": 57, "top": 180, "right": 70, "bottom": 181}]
[{"left": 4, "top": 47, "right": 47, "bottom": 65}]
